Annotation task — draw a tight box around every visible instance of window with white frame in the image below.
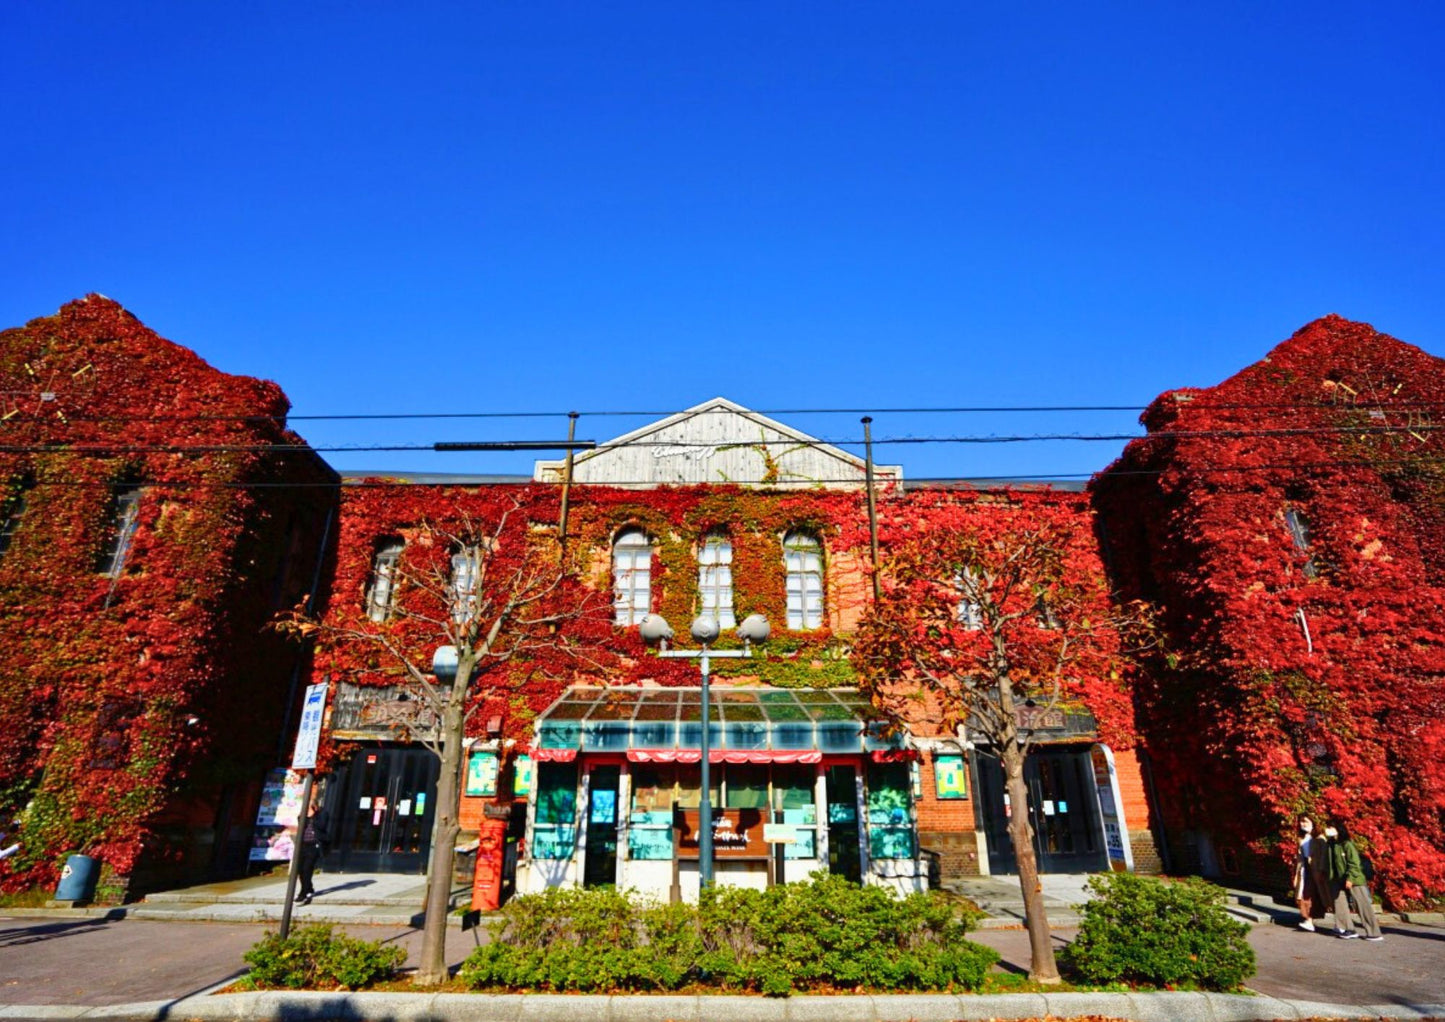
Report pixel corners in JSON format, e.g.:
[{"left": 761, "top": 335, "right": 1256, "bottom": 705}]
[
  {"left": 97, "top": 485, "right": 142, "bottom": 577},
  {"left": 954, "top": 567, "right": 983, "bottom": 630},
  {"left": 783, "top": 531, "right": 823, "bottom": 630},
  {"left": 365, "top": 539, "right": 404, "bottom": 622},
  {"left": 613, "top": 527, "right": 652, "bottom": 625},
  {"left": 450, "top": 547, "right": 480, "bottom": 624},
  {"left": 697, "top": 529, "right": 736, "bottom": 628},
  {"left": 1284, "top": 507, "right": 1320, "bottom": 579}
]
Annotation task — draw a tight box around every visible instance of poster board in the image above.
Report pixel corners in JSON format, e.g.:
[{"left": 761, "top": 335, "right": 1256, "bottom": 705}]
[
  {"left": 250, "top": 768, "right": 305, "bottom": 861},
  {"left": 1090, "top": 744, "right": 1134, "bottom": 872},
  {"left": 466, "top": 751, "right": 499, "bottom": 796},
  {"left": 933, "top": 754, "right": 968, "bottom": 799}
]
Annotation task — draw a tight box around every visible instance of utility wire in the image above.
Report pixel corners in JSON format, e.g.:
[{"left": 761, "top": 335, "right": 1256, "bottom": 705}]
[
  {"left": 2, "top": 400, "right": 1442, "bottom": 425},
  {"left": 9, "top": 456, "right": 1445, "bottom": 490},
  {"left": 2, "top": 420, "right": 1442, "bottom": 456}
]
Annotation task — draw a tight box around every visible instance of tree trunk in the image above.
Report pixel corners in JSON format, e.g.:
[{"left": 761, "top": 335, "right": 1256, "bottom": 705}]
[
  {"left": 1001, "top": 739, "right": 1061, "bottom": 984},
  {"left": 414, "top": 688, "right": 466, "bottom": 985}
]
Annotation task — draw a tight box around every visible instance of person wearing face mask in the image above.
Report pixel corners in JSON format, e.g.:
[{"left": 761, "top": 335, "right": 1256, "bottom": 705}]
[
  {"left": 1292, "top": 815, "right": 1329, "bottom": 931},
  {"left": 1325, "top": 821, "right": 1383, "bottom": 940}
]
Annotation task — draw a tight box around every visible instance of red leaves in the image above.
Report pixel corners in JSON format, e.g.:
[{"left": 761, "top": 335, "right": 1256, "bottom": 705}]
[{"left": 1094, "top": 315, "right": 1445, "bottom": 908}]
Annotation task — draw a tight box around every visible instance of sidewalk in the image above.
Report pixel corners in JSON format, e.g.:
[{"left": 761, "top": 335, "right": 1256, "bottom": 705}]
[
  {"left": 15, "top": 869, "right": 477, "bottom": 928},
  {"left": 5, "top": 872, "right": 1443, "bottom": 1020},
  {"left": 17, "top": 989, "right": 1445, "bottom": 1021}
]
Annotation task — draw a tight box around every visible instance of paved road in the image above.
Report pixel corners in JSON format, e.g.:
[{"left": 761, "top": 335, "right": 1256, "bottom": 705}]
[{"left": 1, "top": 913, "right": 1441, "bottom": 1009}]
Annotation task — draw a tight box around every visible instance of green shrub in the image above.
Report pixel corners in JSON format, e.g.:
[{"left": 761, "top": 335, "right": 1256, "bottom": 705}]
[
  {"left": 244, "top": 924, "right": 407, "bottom": 989},
  {"left": 1060, "top": 872, "right": 1256, "bottom": 991},
  {"left": 460, "top": 872, "right": 997, "bottom": 995}
]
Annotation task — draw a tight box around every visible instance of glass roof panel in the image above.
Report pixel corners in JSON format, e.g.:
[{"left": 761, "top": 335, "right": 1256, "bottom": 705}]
[
  {"left": 808, "top": 702, "right": 857, "bottom": 721},
  {"left": 546, "top": 701, "right": 597, "bottom": 721},
  {"left": 588, "top": 695, "right": 636, "bottom": 720},
  {"left": 633, "top": 702, "right": 679, "bottom": 722},
  {"left": 760, "top": 701, "right": 810, "bottom": 722}
]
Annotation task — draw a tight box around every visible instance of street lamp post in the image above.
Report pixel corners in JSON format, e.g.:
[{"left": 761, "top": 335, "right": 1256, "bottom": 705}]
[{"left": 640, "top": 612, "right": 769, "bottom": 889}]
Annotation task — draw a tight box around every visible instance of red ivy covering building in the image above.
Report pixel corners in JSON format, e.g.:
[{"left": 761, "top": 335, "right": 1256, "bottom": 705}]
[
  {"left": 0, "top": 296, "right": 334, "bottom": 897},
  {"left": 1094, "top": 315, "right": 1445, "bottom": 906},
  {"left": 2, "top": 300, "right": 1441, "bottom": 911}
]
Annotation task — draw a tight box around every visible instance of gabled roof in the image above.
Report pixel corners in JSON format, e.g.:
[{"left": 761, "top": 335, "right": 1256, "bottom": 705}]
[{"left": 534, "top": 397, "right": 903, "bottom": 489}]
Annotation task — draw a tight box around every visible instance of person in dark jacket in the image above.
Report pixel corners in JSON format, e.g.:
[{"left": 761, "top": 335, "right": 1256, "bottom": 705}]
[
  {"left": 1325, "top": 821, "right": 1382, "bottom": 940},
  {"left": 295, "top": 801, "right": 330, "bottom": 906}
]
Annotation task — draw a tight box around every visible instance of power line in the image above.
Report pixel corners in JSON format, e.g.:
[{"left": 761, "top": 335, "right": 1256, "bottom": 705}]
[
  {"left": 8, "top": 455, "right": 1445, "bottom": 491},
  {"left": 2, "top": 420, "right": 1443, "bottom": 457},
  {"left": 5, "top": 399, "right": 1445, "bottom": 426}
]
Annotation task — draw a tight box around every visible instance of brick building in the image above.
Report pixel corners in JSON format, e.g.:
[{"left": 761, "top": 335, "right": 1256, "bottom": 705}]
[{"left": 5, "top": 299, "right": 1439, "bottom": 910}]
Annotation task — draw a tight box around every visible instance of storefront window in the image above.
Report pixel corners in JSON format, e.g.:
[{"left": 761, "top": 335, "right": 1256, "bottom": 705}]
[
  {"left": 675, "top": 765, "right": 720, "bottom": 809},
  {"left": 628, "top": 766, "right": 675, "bottom": 860},
  {"left": 532, "top": 762, "right": 578, "bottom": 860},
  {"left": 772, "top": 764, "right": 818, "bottom": 860},
  {"left": 866, "top": 762, "right": 915, "bottom": 860},
  {"left": 725, "top": 764, "right": 769, "bottom": 809}
]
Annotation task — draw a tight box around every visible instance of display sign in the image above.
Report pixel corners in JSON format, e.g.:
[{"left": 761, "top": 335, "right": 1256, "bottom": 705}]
[
  {"left": 1090, "top": 744, "right": 1134, "bottom": 872},
  {"left": 933, "top": 754, "right": 968, "bottom": 799},
  {"left": 676, "top": 808, "right": 767, "bottom": 858},
  {"left": 466, "top": 751, "right": 499, "bottom": 796},
  {"left": 290, "top": 683, "right": 328, "bottom": 770},
  {"left": 513, "top": 756, "right": 534, "bottom": 798},
  {"left": 763, "top": 823, "right": 796, "bottom": 844},
  {"left": 249, "top": 768, "right": 305, "bottom": 861}
]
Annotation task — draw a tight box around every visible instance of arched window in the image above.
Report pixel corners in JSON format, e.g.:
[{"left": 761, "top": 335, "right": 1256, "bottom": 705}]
[
  {"left": 698, "top": 530, "right": 735, "bottom": 628},
  {"left": 365, "top": 538, "right": 404, "bottom": 622},
  {"left": 97, "top": 484, "right": 143, "bottom": 578},
  {"left": 783, "top": 531, "right": 823, "bottom": 630},
  {"left": 613, "top": 527, "right": 652, "bottom": 626}
]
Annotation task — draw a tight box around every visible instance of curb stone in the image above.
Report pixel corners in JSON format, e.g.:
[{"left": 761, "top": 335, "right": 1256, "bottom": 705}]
[{"left": 7, "top": 993, "right": 1444, "bottom": 1022}]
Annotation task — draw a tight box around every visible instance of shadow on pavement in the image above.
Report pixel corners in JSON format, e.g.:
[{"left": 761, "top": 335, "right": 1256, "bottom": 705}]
[
  {"left": 0, "top": 909, "right": 127, "bottom": 946},
  {"left": 313, "top": 879, "right": 378, "bottom": 898},
  {"left": 160, "top": 999, "right": 447, "bottom": 1022}
]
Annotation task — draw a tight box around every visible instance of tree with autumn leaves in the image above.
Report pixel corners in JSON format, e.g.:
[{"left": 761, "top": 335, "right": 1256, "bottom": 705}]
[
  {"left": 287, "top": 490, "right": 611, "bottom": 986},
  {"left": 854, "top": 499, "right": 1147, "bottom": 983}
]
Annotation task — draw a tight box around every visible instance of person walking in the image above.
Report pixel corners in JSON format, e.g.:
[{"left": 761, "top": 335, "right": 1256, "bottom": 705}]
[
  {"left": 1325, "top": 820, "right": 1383, "bottom": 941},
  {"left": 294, "top": 801, "right": 330, "bottom": 907},
  {"left": 1292, "top": 815, "right": 1329, "bottom": 931}
]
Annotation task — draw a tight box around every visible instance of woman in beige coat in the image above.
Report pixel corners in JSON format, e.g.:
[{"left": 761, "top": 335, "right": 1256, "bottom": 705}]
[{"left": 1293, "top": 815, "right": 1330, "bottom": 931}]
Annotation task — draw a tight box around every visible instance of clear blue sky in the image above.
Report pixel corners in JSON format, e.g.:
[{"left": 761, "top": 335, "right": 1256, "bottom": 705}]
[{"left": 2, "top": 2, "right": 1441, "bottom": 481}]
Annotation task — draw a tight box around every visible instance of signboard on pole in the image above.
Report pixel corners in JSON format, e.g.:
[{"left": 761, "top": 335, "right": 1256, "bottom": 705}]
[
  {"left": 1090, "top": 744, "right": 1134, "bottom": 872},
  {"left": 291, "top": 683, "right": 328, "bottom": 771}
]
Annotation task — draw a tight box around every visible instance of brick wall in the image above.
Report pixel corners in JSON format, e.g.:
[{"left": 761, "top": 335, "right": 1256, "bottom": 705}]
[
  {"left": 1109, "top": 747, "right": 1163, "bottom": 874},
  {"left": 915, "top": 751, "right": 983, "bottom": 880}
]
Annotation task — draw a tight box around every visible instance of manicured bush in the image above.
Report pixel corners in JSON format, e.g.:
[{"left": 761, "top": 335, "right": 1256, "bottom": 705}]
[
  {"left": 244, "top": 924, "right": 407, "bottom": 989},
  {"left": 1060, "top": 872, "right": 1256, "bottom": 991},
  {"left": 460, "top": 872, "right": 997, "bottom": 995}
]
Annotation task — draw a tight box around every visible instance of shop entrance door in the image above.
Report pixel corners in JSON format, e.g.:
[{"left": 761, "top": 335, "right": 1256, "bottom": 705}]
[
  {"left": 824, "top": 765, "right": 862, "bottom": 882},
  {"left": 326, "top": 746, "right": 438, "bottom": 873},
  {"left": 976, "top": 747, "right": 1106, "bottom": 875},
  {"left": 583, "top": 765, "right": 620, "bottom": 887}
]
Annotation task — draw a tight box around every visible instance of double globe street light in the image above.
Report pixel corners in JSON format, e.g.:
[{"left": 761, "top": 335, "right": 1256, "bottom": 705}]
[{"left": 639, "top": 611, "right": 770, "bottom": 889}]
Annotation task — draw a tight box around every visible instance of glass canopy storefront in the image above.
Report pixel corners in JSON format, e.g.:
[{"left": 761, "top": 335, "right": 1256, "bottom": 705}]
[{"left": 533, "top": 687, "right": 907, "bottom": 760}]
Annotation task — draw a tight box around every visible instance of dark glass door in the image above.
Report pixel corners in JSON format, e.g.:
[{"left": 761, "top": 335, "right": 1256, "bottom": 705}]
[
  {"left": 583, "top": 765, "right": 620, "bottom": 887},
  {"left": 326, "top": 746, "right": 438, "bottom": 873},
  {"left": 825, "top": 765, "right": 862, "bottom": 882},
  {"left": 976, "top": 748, "right": 1106, "bottom": 874}
]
